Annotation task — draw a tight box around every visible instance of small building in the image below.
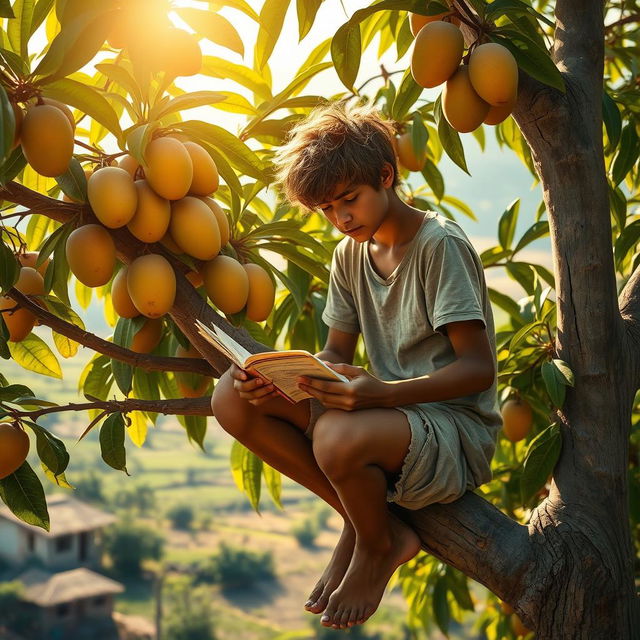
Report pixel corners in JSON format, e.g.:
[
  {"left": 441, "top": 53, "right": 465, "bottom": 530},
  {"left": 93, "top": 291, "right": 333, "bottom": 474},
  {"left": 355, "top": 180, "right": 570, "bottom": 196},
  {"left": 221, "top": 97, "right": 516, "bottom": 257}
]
[
  {"left": 0, "top": 493, "right": 116, "bottom": 572},
  {"left": 0, "top": 494, "right": 128, "bottom": 640}
]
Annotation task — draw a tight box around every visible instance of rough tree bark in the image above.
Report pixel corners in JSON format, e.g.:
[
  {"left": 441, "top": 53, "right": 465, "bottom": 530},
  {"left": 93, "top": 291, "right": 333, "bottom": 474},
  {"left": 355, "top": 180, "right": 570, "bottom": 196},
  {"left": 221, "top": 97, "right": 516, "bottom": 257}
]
[{"left": 2, "top": 0, "right": 639, "bottom": 635}]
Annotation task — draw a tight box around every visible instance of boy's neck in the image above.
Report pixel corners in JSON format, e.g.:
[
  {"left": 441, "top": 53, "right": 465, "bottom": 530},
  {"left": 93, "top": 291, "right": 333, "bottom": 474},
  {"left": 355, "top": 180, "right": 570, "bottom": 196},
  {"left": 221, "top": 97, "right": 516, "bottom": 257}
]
[{"left": 369, "top": 190, "right": 426, "bottom": 250}]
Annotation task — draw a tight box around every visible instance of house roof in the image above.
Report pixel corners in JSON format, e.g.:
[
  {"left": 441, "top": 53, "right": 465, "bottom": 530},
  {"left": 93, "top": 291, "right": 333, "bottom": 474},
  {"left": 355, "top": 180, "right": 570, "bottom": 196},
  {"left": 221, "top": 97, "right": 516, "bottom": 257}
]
[
  {"left": 0, "top": 493, "right": 116, "bottom": 536},
  {"left": 16, "top": 568, "right": 124, "bottom": 607}
]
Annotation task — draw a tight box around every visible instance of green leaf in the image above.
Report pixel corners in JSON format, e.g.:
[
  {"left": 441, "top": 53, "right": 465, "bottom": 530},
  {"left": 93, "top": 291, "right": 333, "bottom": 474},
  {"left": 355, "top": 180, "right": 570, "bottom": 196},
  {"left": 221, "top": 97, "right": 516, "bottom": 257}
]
[
  {"left": 23, "top": 420, "right": 69, "bottom": 476},
  {"left": 111, "top": 316, "right": 145, "bottom": 395},
  {"left": 508, "top": 319, "right": 545, "bottom": 352},
  {"left": 0, "top": 0, "right": 14, "bottom": 18},
  {"left": 80, "top": 353, "right": 113, "bottom": 401},
  {"left": 152, "top": 91, "right": 227, "bottom": 122},
  {"left": 0, "top": 240, "right": 20, "bottom": 293},
  {"left": 176, "top": 8, "right": 244, "bottom": 56},
  {"left": 29, "top": 0, "right": 55, "bottom": 39},
  {"left": 614, "top": 219, "right": 640, "bottom": 269},
  {"left": 498, "top": 199, "right": 520, "bottom": 251},
  {"left": 0, "top": 46, "right": 30, "bottom": 75},
  {"left": 0, "top": 461, "right": 50, "bottom": 531},
  {"left": 126, "top": 122, "right": 157, "bottom": 166},
  {"left": 602, "top": 91, "right": 621, "bottom": 151},
  {"left": 297, "top": 0, "right": 323, "bottom": 40},
  {"left": 0, "top": 144, "right": 27, "bottom": 186},
  {"left": 33, "top": 8, "right": 115, "bottom": 82},
  {"left": 7, "top": 0, "right": 35, "bottom": 60},
  {"left": 611, "top": 123, "right": 639, "bottom": 186},
  {"left": 95, "top": 62, "right": 143, "bottom": 104},
  {"left": 331, "top": 19, "right": 361, "bottom": 91},
  {"left": 506, "top": 261, "right": 536, "bottom": 294},
  {"left": 421, "top": 158, "right": 444, "bottom": 201},
  {"left": 491, "top": 31, "right": 565, "bottom": 93},
  {"left": 36, "top": 220, "right": 71, "bottom": 265},
  {"left": 202, "top": 56, "right": 272, "bottom": 102},
  {"left": 488, "top": 287, "right": 522, "bottom": 322},
  {"left": 520, "top": 422, "right": 560, "bottom": 502},
  {"left": 0, "top": 83, "right": 16, "bottom": 163},
  {"left": 432, "top": 575, "right": 451, "bottom": 636},
  {"left": 255, "top": 0, "right": 291, "bottom": 69},
  {"left": 49, "top": 233, "right": 71, "bottom": 306},
  {"left": 391, "top": 67, "right": 423, "bottom": 122},
  {"left": 434, "top": 94, "right": 469, "bottom": 174},
  {"left": 0, "top": 384, "right": 35, "bottom": 400},
  {"left": 99, "top": 412, "right": 128, "bottom": 474},
  {"left": 55, "top": 157, "right": 87, "bottom": 203},
  {"left": 43, "top": 78, "right": 123, "bottom": 139},
  {"left": 541, "top": 361, "right": 564, "bottom": 407},
  {"left": 8, "top": 333, "right": 62, "bottom": 378},
  {"left": 262, "top": 462, "right": 282, "bottom": 509},
  {"left": 180, "top": 414, "right": 207, "bottom": 452},
  {"left": 512, "top": 220, "right": 549, "bottom": 254},
  {"left": 445, "top": 567, "right": 474, "bottom": 611}
]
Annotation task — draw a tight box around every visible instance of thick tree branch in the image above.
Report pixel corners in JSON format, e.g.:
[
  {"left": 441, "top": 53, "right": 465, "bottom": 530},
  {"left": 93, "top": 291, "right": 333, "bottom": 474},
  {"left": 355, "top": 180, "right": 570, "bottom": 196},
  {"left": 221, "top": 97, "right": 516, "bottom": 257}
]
[
  {"left": 1, "top": 395, "right": 212, "bottom": 421},
  {"left": 553, "top": 0, "right": 605, "bottom": 85},
  {"left": 4, "top": 288, "right": 217, "bottom": 375}
]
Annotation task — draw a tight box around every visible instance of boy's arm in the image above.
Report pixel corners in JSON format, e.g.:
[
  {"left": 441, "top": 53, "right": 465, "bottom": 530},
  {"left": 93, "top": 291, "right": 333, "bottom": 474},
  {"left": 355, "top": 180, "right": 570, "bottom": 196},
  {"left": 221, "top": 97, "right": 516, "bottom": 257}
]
[
  {"left": 315, "top": 326, "right": 359, "bottom": 366},
  {"left": 383, "top": 319, "right": 495, "bottom": 407}
]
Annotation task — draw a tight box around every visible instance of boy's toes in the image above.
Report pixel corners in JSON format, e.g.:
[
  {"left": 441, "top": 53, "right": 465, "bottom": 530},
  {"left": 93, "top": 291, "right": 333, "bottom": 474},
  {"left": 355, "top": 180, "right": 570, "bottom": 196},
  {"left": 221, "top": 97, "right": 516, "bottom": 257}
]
[{"left": 304, "top": 584, "right": 323, "bottom": 611}]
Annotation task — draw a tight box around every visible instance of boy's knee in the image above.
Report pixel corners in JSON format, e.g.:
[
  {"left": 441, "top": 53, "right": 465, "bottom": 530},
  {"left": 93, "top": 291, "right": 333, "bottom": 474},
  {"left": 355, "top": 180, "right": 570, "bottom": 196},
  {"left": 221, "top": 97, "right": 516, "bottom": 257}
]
[
  {"left": 313, "top": 410, "right": 362, "bottom": 479},
  {"left": 211, "top": 369, "right": 249, "bottom": 435}
]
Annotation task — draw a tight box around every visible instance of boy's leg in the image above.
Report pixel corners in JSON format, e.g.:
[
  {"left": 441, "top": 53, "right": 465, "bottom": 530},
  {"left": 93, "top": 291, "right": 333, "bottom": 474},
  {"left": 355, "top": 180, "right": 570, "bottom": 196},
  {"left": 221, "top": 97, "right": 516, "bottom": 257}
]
[
  {"left": 211, "top": 370, "right": 357, "bottom": 611},
  {"left": 311, "top": 407, "right": 423, "bottom": 629}
]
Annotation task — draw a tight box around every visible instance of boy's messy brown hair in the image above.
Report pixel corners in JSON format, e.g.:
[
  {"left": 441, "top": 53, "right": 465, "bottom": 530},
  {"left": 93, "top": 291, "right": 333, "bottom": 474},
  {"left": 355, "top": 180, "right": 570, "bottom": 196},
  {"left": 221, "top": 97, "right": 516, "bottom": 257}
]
[{"left": 272, "top": 100, "right": 399, "bottom": 210}]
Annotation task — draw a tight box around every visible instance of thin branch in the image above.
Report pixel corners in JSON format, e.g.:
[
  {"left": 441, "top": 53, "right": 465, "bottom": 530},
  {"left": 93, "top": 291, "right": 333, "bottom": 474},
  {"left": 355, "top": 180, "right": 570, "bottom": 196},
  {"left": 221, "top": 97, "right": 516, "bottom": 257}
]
[
  {"left": 2, "top": 395, "right": 212, "bottom": 421},
  {"left": 6, "top": 288, "right": 217, "bottom": 375}
]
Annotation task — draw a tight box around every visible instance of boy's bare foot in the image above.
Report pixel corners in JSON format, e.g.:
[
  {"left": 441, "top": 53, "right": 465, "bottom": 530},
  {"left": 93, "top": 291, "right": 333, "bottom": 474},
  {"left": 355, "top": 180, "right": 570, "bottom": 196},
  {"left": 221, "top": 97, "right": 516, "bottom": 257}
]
[
  {"left": 304, "top": 522, "right": 356, "bottom": 614},
  {"left": 320, "top": 513, "right": 421, "bottom": 629}
]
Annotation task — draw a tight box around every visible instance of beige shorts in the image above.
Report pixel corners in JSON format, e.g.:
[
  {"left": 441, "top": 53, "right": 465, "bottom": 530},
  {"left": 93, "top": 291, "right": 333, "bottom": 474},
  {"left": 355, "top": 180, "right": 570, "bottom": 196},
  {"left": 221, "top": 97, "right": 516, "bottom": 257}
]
[{"left": 303, "top": 399, "right": 471, "bottom": 511}]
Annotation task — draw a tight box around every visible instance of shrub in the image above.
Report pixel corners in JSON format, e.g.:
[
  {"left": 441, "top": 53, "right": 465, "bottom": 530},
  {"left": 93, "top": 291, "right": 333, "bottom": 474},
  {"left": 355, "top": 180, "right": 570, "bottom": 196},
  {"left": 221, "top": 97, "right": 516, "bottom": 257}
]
[
  {"left": 292, "top": 517, "right": 319, "bottom": 548},
  {"left": 102, "top": 516, "right": 165, "bottom": 577},
  {"left": 193, "top": 542, "right": 275, "bottom": 589},
  {"left": 166, "top": 504, "right": 195, "bottom": 531},
  {"left": 163, "top": 575, "right": 217, "bottom": 640}
]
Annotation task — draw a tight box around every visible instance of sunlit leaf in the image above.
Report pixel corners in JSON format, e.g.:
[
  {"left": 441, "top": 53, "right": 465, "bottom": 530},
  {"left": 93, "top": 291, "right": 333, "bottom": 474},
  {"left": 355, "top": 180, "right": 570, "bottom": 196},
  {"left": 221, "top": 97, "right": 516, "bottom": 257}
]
[
  {"left": 176, "top": 8, "right": 244, "bottom": 56},
  {"left": 255, "top": 0, "right": 291, "bottom": 69},
  {"left": 8, "top": 333, "right": 62, "bottom": 378},
  {"left": 0, "top": 461, "right": 50, "bottom": 531}
]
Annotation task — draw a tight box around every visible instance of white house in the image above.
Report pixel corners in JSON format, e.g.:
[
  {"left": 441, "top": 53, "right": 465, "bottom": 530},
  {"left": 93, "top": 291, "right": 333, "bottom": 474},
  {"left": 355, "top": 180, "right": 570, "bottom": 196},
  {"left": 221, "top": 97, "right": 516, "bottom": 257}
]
[{"left": 0, "top": 494, "right": 127, "bottom": 640}]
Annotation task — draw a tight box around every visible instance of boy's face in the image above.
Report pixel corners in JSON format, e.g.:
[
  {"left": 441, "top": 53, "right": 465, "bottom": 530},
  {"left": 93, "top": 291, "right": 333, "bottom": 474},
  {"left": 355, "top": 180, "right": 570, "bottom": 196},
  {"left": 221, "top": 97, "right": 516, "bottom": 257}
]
[{"left": 316, "top": 167, "right": 394, "bottom": 242}]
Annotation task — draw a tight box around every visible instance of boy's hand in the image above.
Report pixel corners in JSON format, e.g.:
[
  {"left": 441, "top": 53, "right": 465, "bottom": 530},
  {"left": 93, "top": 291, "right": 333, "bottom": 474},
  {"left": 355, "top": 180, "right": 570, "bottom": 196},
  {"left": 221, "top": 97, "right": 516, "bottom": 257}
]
[
  {"left": 230, "top": 363, "right": 279, "bottom": 406},
  {"left": 297, "top": 362, "right": 390, "bottom": 410}
]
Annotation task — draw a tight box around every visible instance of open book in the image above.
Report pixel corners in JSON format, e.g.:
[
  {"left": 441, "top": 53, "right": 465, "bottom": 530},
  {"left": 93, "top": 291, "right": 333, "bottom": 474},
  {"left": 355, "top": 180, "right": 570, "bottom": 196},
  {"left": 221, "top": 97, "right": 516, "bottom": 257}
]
[{"left": 195, "top": 319, "right": 349, "bottom": 404}]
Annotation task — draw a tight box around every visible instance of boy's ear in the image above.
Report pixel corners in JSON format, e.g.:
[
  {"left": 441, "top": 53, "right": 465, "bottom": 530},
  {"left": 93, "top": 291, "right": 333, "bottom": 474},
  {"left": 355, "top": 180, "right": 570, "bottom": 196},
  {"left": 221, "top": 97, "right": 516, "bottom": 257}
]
[{"left": 381, "top": 162, "right": 395, "bottom": 188}]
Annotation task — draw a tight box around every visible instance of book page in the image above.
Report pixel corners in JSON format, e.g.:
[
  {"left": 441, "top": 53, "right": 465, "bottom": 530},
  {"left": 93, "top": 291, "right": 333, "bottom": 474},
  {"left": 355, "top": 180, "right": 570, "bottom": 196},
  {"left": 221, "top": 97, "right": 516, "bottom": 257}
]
[
  {"left": 250, "top": 354, "right": 349, "bottom": 403},
  {"left": 195, "top": 319, "right": 255, "bottom": 367}
]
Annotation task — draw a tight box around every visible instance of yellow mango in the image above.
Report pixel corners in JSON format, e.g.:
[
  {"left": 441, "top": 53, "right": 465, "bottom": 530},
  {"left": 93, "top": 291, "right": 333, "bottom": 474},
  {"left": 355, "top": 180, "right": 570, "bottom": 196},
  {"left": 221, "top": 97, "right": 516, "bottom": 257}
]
[
  {"left": 201, "top": 255, "right": 249, "bottom": 315},
  {"left": 144, "top": 137, "right": 193, "bottom": 200},
  {"left": 21, "top": 104, "right": 74, "bottom": 177},
  {"left": 87, "top": 167, "right": 138, "bottom": 229},
  {"left": 442, "top": 66, "right": 490, "bottom": 133},
  {"left": 243, "top": 263, "right": 275, "bottom": 322},
  {"left": 411, "top": 21, "right": 464, "bottom": 89},
  {"left": 170, "top": 196, "right": 221, "bottom": 261},
  {"left": 184, "top": 142, "right": 219, "bottom": 196},
  {"left": 65, "top": 224, "right": 116, "bottom": 287},
  {"left": 469, "top": 43, "right": 518, "bottom": 106},
  {"left": 127, "top": 180, "right": 171, "bottom": 243},
  {"left": 198, "top": 197, "right": 230, "bottom": 247},
  {"left": 127, "top": 254, "right": 176, "bottom": 318},
  {"left": 111, "top": 266, "right": 140, "bottom": 318}
]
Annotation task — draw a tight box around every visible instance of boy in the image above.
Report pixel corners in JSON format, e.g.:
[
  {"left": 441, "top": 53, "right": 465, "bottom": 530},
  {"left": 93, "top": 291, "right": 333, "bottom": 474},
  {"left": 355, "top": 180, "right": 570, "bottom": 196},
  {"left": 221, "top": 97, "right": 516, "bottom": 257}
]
[{"left": 211, "top": 101, "right": 501, "bottom": 630}]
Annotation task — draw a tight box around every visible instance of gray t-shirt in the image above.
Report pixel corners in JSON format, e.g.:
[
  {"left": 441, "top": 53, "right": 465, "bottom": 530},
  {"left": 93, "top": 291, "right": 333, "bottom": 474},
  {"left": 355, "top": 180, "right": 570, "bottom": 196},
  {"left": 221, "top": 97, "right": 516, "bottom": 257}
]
[{"left": 321, "top": 210, "right": 502, "bottom": 490}]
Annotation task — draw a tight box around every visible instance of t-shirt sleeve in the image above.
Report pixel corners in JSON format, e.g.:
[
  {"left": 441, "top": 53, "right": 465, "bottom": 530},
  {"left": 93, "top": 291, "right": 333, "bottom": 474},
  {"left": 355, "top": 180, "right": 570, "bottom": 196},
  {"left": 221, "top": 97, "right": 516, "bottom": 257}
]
[
  {"left": 425, "top": 235, "right": 487, "bottom": 335},
  {"left": 322, "top": 245, "right": 360, "bottom": 334}
]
